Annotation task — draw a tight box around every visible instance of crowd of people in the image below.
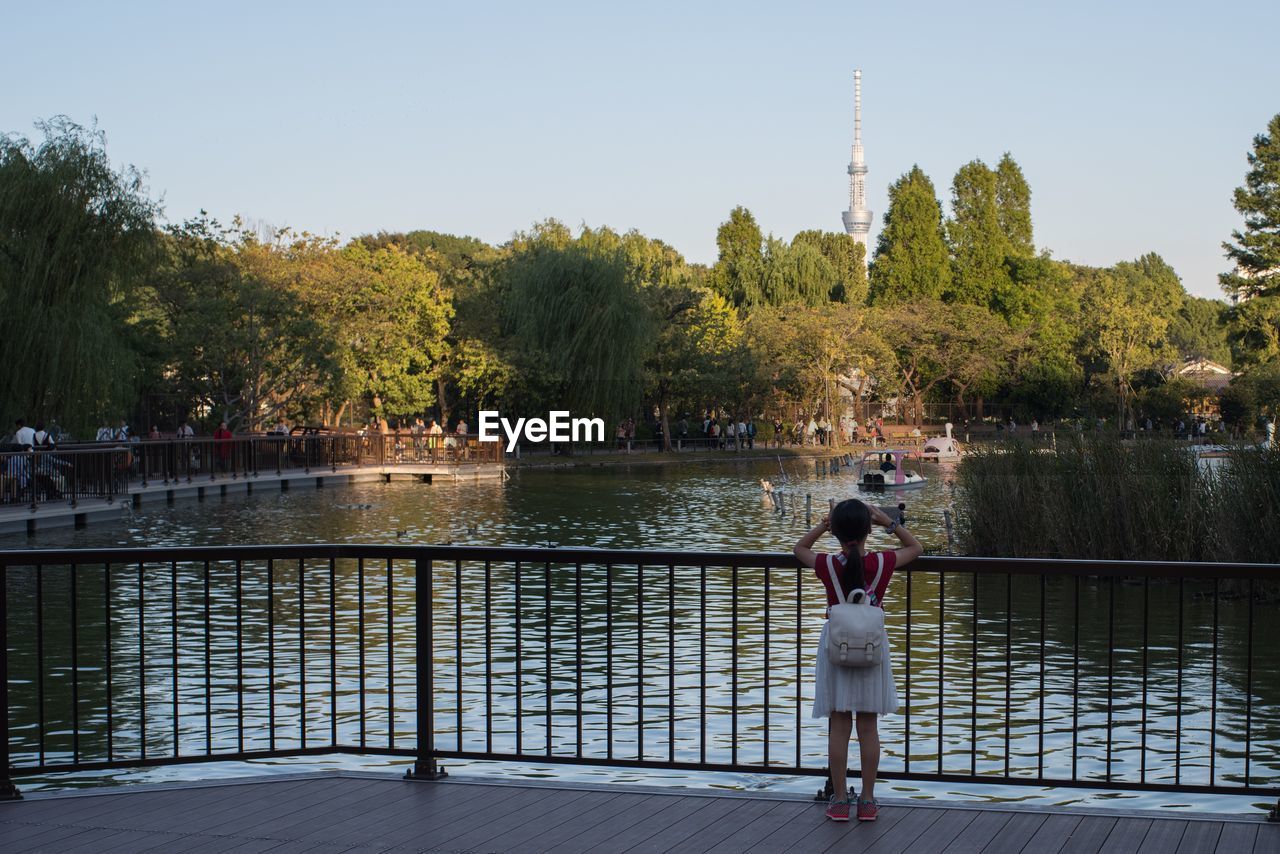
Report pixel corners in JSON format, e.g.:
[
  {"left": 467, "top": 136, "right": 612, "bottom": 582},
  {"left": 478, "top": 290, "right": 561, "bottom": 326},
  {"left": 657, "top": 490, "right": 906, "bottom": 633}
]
[{"left": 618, "top": 413, "right": 903, "bottom": 451}]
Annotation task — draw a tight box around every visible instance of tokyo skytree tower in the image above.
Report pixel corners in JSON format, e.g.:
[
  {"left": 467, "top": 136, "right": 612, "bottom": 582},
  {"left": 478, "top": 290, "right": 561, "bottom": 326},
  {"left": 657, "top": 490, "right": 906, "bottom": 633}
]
[{"left": 841, "top": 69, "right": 873, "bottom": 252}]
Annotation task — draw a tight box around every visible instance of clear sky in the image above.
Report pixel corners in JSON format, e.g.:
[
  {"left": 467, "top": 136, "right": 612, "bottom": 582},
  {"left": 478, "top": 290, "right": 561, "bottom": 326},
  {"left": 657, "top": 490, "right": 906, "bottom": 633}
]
[{"left": 5, "top": 0, "right": 1278, "bottom": 299}]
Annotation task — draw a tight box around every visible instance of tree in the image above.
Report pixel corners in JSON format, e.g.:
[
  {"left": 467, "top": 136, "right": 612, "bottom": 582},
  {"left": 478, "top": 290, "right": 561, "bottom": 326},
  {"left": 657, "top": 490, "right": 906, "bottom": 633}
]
[
  {"left": 1168, "top": 296, "right": 1232, "bottom": 366},
  {"left": 1221, "top": 113, "right": 1280, "bottom": 300},
  {"left": 745, "top": 302, "right": 886, "bottom": 435},
  {"left": 0, "top": 118, "right": 159, "bottom": 434},
  {"left": 792, "top": 229, "right": 868, "bottom": 304},
  {"left": 501, "top": 222, "right": 656, "bottom": 424},
  {"left": 303, "top": 241, "right": 452, "bottom": 426},
  {"left": 994, "top": 153, "right": 1034, "bottom": 257},
  {"left": 1000, "top": 256, "right": 1085, "bottom": 418},
  {"left": 1229, "top": 295, "right": 1280, "bottom": 368},
  {"left": 869, "top": 166, "right": 951, "bottom": 304},
  {"left": 152, "top": 218, "right": 336, "bottom": 429},
  {"left": 947, "top": 159, "right": 1011, "bottom": 306},
  {"left": 877, "top": 301, "right": 1012, "bottom": 426},
  {"left": 1082, "top": 255, "right": 1182, "bottom": 427},
  {"left": 645, "top": 285, "right": 741, "bottom": 449},
  {"left": 760, "top": 237, "right": 833, "bottom": 307},
  {"left": 711, "top": 206, "right": 764, "bottom": 306}
]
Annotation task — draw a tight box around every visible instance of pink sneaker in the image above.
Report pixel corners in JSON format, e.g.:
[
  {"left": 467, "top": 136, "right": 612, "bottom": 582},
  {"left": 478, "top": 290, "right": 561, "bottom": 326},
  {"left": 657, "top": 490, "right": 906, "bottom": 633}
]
[
  {"left": 856, "top": 798, "right": 879, "bottom": 822},
  {"left": 825, "top": 796, "right": 851, "bottom": 822}
]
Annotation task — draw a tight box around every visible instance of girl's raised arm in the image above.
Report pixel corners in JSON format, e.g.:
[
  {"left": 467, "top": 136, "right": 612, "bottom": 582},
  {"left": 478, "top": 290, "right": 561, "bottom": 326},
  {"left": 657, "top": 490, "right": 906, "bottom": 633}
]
[
  {"left": 867, "top": 504, "right": 924, "bottom": 567},
  {"left": 793, "top": 515, "right": 829, "bottom": 569}
]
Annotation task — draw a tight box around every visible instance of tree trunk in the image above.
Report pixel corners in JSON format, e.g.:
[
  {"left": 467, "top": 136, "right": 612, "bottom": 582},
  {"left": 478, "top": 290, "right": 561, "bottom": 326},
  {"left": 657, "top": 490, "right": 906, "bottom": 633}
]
[
  {"left": 659, "top": 399, "right": 672, "bottom": 452},
  {"left": 436, "top": 376, "right": 451, "bottom": 427}
]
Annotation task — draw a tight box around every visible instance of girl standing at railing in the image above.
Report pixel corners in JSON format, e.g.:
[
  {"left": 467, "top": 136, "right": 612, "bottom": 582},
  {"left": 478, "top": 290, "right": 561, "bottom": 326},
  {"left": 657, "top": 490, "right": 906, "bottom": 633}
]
[{"left": 793, "top": 498, "right": 922, "bottom": 822}]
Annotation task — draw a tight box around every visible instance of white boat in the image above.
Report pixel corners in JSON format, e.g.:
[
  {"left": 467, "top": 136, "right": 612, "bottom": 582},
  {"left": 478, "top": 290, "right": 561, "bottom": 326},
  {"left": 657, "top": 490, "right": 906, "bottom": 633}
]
[
  {"left": 917, "top": 422, "right": 963, "bottom": 462},
  {"left": 857, "top": 449, "right": 927, "bottom": 490}
]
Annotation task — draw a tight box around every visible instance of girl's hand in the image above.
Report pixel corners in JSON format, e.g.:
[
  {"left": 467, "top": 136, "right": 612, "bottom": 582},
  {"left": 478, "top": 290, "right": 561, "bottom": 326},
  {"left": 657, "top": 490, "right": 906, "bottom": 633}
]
[
  {"left": 867, "top": 505, "right": 892, "bottom": 527},
  {"left": 820, "top": 513, "right": 830, "bottom": 530}
]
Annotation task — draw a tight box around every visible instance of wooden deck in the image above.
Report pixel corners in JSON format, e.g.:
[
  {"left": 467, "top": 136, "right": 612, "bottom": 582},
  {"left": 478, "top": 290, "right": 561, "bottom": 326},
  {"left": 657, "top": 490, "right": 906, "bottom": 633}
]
[{"left": 0, "top": 773, "right": 1275, "bottom": 853}]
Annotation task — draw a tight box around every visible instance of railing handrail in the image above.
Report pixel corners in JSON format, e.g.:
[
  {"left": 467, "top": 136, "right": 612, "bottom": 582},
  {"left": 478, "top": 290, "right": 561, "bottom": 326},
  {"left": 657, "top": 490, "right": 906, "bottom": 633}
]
[
  {"left": 2, "top": 542, "right": 1277, "bottom": 807},
  {"left": 0, "top": 544, "right": 1275, "bottom": 577}
]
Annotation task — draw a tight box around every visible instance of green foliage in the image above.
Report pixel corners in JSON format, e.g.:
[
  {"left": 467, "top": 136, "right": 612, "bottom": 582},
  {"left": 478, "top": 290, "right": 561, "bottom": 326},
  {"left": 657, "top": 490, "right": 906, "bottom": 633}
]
[
  {"left": 645, "top": 285, "right": 743, "bottom": 445},
  {"left": 1169, "top": 295, "right": 1233, "bottom": 365},
  {"left": 711, "top": 206, "right": 764, "bottom": 307},
  {"left": 325, "top": 242, "right": 451, "bottom": 420},
  {"left": 0, "top": 118, "right": 159, "bottom": 434},
  {"left": 1082, "top": 254, "right": 1183, "bottom": 423},
  {"left": 1230, "top": 359, "right": 1280, "bottom": 422},
  {"left": 947, "top": 158, "right": 1012, "bottom": 306},
  {"left": 760, "top": 237, "right": 833, "bottom": 307},
  {"left": 150, "top": 218, "right": 338, "bottom": 429},
  {"left": 501, "top": 222, "right": 657, "bottom": 422},
  {"left": 1221, "top": 113, "right": 1280, "bottom": 299},
  {"left": 998, "top": 256, "right": 1084, "bottom": 417},
  {"left": 746, "top": 302, "right": 886, "bottom": 420},
  {"left": 1229, "top": 295, "right": 1280, "bottom": 368},
  {"left": 1135, "top": 376, "right": 1201, "bottom": 423},
  {"left": 994, "top": 153, "right": 1034, "bottom": 257},
  {"left": 1218, "top": 379, "right": 1256, "bottom": 428},
  {"left": 869, "top": 166, "right": 951, "bottom": 304},
  {"left": 877, "top": 300, "right": 1013, "bottom": 423},
  {"left": 792, "top": 229, "right": 868, "bottom": 304}
]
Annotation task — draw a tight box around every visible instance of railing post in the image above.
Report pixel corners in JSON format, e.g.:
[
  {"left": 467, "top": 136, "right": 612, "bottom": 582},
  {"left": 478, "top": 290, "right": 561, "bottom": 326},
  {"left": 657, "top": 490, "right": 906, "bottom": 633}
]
[
  {"left": 27, "top": 450, "right": 37, "bottom": 513},
  {"left": 0, "top": 566, "right": 23, "bottom": 800},
  {"left": 406, "top": 556, "right": 446, "bottom": 780}
]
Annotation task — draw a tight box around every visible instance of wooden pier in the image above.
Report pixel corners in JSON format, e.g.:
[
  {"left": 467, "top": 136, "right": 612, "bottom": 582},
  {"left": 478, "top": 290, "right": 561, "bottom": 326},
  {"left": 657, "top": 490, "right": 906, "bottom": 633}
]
[
  {"left": 1, "top": 773, "right": 1274, "bottom": 853},
  {"left": 0, "top": 461, "right": 504, "bottom": 536}
]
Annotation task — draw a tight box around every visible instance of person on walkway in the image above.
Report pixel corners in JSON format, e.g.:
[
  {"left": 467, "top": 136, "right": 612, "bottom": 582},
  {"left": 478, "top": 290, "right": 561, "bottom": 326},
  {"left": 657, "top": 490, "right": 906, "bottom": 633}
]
[
  {"left": 13, "top": 419, "right": 35, "bottom": 447},
  {"left": 792, "top": 499, "right": 923, "bottom": 823},
  {"left": 177, "top": 420, "right": 195, "bottom": 439},
  {"left": 745, "top": 419, "right": 756, "bottom": 449},
  {"left": 33, "top": 421, "right": 54, "bottom": 447},
  {"left": 213, "top": 421, "right": 233, "bottom": 471}
]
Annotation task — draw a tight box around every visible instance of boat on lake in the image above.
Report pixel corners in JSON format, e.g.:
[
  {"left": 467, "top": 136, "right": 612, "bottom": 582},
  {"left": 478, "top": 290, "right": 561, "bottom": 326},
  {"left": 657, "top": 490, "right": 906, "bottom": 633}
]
[
  {"left": 857, "top": 448, "right": 927, "bottom": 490},
  {"left": 916, "top": 422, "right": 963, "bottom": 462}
]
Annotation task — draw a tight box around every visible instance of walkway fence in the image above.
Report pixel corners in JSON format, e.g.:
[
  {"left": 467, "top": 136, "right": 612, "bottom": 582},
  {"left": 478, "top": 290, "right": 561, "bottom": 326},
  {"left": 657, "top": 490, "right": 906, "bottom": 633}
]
[
  {"left": 0, "top": 434, "right": 503, "bottom": 511},
  {"left": 1, "top": 545, "right": 1277, "bottom": 817}
]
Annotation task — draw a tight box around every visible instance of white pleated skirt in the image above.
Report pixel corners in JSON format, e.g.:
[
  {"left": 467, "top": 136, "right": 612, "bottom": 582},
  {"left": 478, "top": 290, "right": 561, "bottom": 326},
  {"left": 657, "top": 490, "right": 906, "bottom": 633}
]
[{"left": 811, "top": 620, "right": 900, "bottom": 718}]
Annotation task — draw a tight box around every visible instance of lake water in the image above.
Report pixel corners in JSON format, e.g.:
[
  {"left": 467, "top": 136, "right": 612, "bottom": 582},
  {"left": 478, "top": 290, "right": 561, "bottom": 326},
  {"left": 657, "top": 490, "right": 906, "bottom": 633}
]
[{"left": 3, "top": 456, "right": 1276, "bottom": 815}]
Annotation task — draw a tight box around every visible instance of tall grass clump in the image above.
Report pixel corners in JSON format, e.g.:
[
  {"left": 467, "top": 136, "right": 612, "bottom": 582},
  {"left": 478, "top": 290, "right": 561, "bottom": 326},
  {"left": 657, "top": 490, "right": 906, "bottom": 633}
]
[
  {"left": 954, "top": 436, "right": 1215, "bottom": 561},
  {"left": 1201, "top": 444, "right": 1280, "bottom": 563}
]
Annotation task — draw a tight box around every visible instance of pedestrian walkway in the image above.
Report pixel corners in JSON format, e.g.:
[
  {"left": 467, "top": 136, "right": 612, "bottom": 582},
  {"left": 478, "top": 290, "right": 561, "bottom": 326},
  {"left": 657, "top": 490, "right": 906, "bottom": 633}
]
[{"left": 1, "top": 772, "right": 1274, "bottom": 853}]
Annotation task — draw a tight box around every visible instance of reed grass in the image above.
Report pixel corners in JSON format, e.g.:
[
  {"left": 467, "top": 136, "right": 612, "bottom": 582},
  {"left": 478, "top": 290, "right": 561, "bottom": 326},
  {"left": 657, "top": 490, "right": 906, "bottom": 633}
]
[{"left": 953, "top": 437, "right": 1280, "bottom": 564}]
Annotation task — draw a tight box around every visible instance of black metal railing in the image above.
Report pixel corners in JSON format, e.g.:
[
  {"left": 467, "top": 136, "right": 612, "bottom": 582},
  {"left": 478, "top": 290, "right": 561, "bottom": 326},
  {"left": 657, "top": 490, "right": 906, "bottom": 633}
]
[
  {"left": 1, "top": 544, "right": 1277, "bottom": 815},
  {"left": 0, "top": 434, "right": 504, "bottom": 511},
  {"left": 0, "top": 447, "right": 131, "bottom": 509}
]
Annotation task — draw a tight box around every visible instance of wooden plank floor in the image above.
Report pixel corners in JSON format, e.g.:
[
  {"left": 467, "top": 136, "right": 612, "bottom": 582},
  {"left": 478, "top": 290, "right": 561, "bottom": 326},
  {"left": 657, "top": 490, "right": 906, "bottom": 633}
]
[{"left": 0, "top": 774, "right": 1275, "bottom": 854}]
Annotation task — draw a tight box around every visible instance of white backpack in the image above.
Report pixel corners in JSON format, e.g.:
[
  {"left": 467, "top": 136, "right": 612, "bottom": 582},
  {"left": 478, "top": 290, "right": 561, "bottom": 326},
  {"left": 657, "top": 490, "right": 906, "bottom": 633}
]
[{"left": 825, "top": 554, "right": 886, "bottom": 668}]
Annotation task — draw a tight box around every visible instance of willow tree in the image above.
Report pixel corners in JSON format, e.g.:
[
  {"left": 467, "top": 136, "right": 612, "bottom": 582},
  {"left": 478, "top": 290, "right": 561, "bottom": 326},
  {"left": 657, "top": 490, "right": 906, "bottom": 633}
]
[
  {"left": 501, "top": 222, "right": 656, "bottom": 426},
  {"left": 0, "top": 118, "right": 159, "bottom": 434}
]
